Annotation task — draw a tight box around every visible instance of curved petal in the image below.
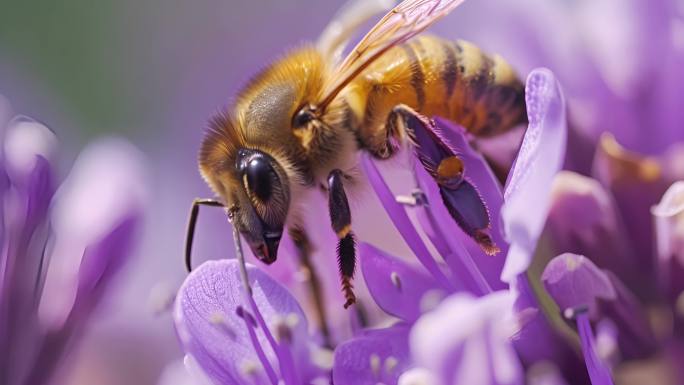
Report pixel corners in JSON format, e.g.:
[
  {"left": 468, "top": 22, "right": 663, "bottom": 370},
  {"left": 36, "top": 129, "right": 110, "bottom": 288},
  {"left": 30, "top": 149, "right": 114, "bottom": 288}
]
[
  {"left": 39, "top": 139, "right": 146, "bottom": 332},
  {"left": 410, "top": 291, "right": 523, "bottom": 385},
  {"left": 541, "top": 253, "right": 615, "bottom": 319},
  {"left": 501, "top": 68, "right": 567, "bottom": 282},
  {"left": 360, "top": 242, "right": 447, "bottom": 322},
  {"left": 333, "top": 324, "right": 411, "bottom": 385},
  {"left": 592, "top": 133, "right": 670, "bottom": 279},
  {"left": 361, "top": 155, "right": 452, "bottom": 289},
  {"left": 174, "top": 259, "right": 312, "bottom": 385},
  {"left": 652, "top": 181, "right": 684, "bottom": 302},
  {"left": 545, "top": 171, "right": 639, "bottom": 289}
]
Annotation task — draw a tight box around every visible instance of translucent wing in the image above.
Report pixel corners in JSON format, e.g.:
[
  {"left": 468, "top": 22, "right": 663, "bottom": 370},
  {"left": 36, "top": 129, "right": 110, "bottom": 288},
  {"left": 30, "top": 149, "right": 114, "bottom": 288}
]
[{"left": 317, "top": 0, "right": 466, "bottom": 110}]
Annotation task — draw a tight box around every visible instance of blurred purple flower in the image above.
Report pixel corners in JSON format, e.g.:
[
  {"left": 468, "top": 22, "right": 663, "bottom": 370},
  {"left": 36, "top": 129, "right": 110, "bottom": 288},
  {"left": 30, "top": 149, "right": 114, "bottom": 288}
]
[{"left": 0, "top": 101, "right": 145, "bottom": 385}]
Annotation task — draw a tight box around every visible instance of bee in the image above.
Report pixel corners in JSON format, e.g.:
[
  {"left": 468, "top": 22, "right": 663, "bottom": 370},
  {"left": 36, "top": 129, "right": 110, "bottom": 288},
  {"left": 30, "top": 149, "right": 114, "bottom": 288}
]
[{"left": 187, "top": 0, "right": 526, "bottom": 310}]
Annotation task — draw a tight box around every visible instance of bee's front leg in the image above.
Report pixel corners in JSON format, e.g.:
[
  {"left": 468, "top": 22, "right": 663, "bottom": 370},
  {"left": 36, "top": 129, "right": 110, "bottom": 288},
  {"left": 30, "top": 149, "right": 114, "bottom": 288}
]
[{"left": 327, "top": 169, "right": 357, "bottom": 309}]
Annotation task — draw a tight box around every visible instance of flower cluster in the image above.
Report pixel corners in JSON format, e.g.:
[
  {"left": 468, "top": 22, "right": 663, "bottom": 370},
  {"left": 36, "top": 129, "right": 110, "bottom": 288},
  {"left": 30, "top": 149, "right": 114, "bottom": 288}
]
[
  {"left": 172, "top": 1, "right": 684, "bottom": 384},
  {"left": 0, "top": 96, "right": 145, "bottom": 385}
]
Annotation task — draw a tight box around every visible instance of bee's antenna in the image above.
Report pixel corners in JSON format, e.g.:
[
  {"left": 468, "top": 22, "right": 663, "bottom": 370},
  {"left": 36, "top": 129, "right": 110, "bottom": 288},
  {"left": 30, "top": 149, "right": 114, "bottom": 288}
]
[{"left": 185, "top": 198, "right": 224, "bottom": 272}]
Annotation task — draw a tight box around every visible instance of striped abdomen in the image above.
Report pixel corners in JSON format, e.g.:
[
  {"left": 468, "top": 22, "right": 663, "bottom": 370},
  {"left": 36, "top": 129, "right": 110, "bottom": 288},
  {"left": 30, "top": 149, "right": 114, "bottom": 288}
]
[{"left": 341, "top": 35, "right": 527, "bottom": 140}]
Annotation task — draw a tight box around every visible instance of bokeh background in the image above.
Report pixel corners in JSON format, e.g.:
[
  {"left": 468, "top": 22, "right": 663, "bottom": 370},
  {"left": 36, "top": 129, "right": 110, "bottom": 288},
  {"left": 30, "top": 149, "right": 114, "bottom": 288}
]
[{"left": 1, "top": 0, "right": 680, "bottom": 383}]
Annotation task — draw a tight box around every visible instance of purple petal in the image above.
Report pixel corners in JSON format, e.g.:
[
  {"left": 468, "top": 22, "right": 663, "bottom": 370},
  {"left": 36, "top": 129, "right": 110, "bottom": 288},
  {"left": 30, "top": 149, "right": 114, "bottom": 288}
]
[
  {"left": 510, "top": 275, "right": 588, "bottom": 383},
  {"left": 39, "top": 139, "right": 146, "bottom": 332},
  {"left": 601, "top": 272, "right": 656, "bottom": 360},
  {"left": 575, "top": 312, "right": 615, "bottom": 385},
  {"left": 592, "top": 133, "right": 670, "bottom": 280},
  {"left": 544, "top": 171, "right": 640, "bottom": 289},
  {"left": 361, "top": 155, "right": 453, "bottom": 289},
  {"left": 359, "top": 242, "right": 448, "bottom": 322},
  {"left": 410, "top": 291, "right": 523, "bottom": 385},
  {"left": 0, "top": 118, "right": 57, "bottom": 382},
  {"left": 502, "top": 68, "right": 567, "bottom": 282},
  {"left": 3, "top": 117, "right": 57, "bottom": 184},
  {"left": 651, "top": 181, "right": 684, "bottom": 303},
  {"left": 174, "top": 259, "right": 314, "bottom": 385},
  {"left": 333, "top": 324, "right": 411, "bottom": 385},
  {"left": 541, "top": 253, "right": 616, "bottom": 319}
]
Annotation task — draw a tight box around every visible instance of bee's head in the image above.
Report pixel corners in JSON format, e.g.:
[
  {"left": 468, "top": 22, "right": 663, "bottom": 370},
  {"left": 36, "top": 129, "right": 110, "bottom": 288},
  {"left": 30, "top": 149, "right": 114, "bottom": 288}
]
[{"left": 199, "top": 114, "right": 292, "bottom": 264}]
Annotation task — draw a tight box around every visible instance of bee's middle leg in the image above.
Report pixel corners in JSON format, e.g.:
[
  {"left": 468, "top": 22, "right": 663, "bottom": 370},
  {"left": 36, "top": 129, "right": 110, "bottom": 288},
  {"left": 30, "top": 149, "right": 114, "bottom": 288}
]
[{"left": 327, "top": 169, "right": 357, "bottom": 309}]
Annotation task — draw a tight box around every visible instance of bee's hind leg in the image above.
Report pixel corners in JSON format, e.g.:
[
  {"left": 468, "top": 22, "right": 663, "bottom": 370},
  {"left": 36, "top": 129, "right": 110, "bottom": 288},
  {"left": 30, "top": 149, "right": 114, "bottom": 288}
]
[
  {"left": 379, "top": 104, "right": 500, "bottom": 255},
  {"left": 327, "top": 169, "right": 357, "bottom": 309}
]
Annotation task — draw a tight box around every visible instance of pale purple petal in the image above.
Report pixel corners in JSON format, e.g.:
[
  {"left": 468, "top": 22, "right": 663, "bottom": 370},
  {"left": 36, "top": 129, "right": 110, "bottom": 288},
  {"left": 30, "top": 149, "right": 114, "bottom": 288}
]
[
  {"left": 545, "top": 171, "right": 640, "bottom": 288},
  {"left": 501, "top": 68, "right": 567, "bottom": 282},
  {"left": 541, "top": 253, "right": 616, "bottom": 319},
  {"left": 651, "top": 181, "right": 684, "bottom": 303},
  {"left": 361, "top": 155, "right": 453, "bottom": 289},
  {"left": 39, "top": 139, "right": 146, "bottom": 332},
  {"left": 333, "top": 324, "right": 411, "bottom": 385},
  {"left": 3, "top": 117, "right": 57, "bottom": 184},
  {"left": 509, "top": 275, "right": 587, "bottom": 383},
  {"left": 410, "top": 291, "right": 523, "bottom": 385},
  {"left": 359, "top": 242, "right": 448, "bottom": 322},
  {"left": 174, "top": 259, "right": 314, "bottom": 385}
]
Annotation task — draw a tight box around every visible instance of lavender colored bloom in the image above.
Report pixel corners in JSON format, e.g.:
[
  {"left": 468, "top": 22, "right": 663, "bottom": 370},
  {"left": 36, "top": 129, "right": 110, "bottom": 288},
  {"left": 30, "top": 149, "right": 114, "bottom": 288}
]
[
  {"left": 173, "top": 66, "right": 576, "bottom": 384},
  {"left": 0, "top": 100, "right": 145, "bottom": 385},
  {"left": 174, "top": 259, "right": 330, "bottom": 385},
  {"left": 170, "top": 1, "right": 684, "bottom": 384}
]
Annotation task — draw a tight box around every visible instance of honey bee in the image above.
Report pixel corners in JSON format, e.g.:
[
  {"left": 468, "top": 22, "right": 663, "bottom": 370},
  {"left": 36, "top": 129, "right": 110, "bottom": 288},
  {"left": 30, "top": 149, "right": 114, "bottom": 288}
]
[{"left": 187, "top": 0, "right": 526, "bottom": 310}]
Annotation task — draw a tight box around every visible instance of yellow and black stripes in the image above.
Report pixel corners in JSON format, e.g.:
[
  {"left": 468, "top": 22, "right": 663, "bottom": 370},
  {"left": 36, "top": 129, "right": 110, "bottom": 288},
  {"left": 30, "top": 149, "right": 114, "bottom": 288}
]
[{"left": 341, "top": 35, "right": 526, "bottom": 147}]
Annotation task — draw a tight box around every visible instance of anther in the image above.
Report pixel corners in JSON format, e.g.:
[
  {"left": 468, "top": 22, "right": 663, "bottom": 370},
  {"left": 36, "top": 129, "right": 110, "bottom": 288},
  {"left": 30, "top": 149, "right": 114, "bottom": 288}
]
[
  {"left": 369, "top": 354, "right": 381, "bottom": 377},
  {"left": 563, "top": 305, "right": 589, "bottom": 321},
  {"left": 272, "top": 316, "right": 293, "bottom": 344},
  {"left": 395, "top": 189, "right": 427, "bottom": 207},
  {"left": 236, "top": 306, "right": 258, "bottom": 328},
  {"left": 209, "top": 312, "right": 238, "bottom": 340},
  {"left": 239, "top": 360, "right": 260, "bottom": 378},
  {"left": 390, "top": 271, "right": 402, "bottom": 291},
  {"left": 385, "top": 356, "right": 398, "bottom": 374}
]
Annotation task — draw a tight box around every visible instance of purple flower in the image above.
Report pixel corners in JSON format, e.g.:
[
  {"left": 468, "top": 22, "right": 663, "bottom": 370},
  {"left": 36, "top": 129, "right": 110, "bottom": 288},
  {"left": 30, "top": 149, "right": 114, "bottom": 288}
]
[
  {"left": 174, "top": 259, "right": 330, "bottom": 385},
  {"left": 170, "top": 1, "right": 684, "bottom": 384},
  {"left": 0, "top": 100, "right": 145, "bottom": 385},
  {"left": 172, "top": 64, "right": 576, "bottom": 385}
]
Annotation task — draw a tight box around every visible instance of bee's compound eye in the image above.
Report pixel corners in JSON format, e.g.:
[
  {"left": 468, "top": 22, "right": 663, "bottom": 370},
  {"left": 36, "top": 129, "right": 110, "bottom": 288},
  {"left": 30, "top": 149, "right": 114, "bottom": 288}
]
[{"left": 245, "top": 157, "right": 273, "bottom": 201}]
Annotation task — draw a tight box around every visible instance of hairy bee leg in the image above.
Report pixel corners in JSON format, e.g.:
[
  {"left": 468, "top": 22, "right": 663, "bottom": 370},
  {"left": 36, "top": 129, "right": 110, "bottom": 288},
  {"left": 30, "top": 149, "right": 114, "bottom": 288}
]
[
  {"left": 367, "top": 104, "right": 424, "bottom": 159},
  {"left": 288, "top": 226, "right": 332, "bottom": 347},
  {"left": 327, "top": 169, "right": 357, "bottom": 309},
  {"left": 381, "top": 105, "right": 500, "bottom": 255},
  {"left": 185, "top": 198, "right": 224, "bottom": 272}
]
